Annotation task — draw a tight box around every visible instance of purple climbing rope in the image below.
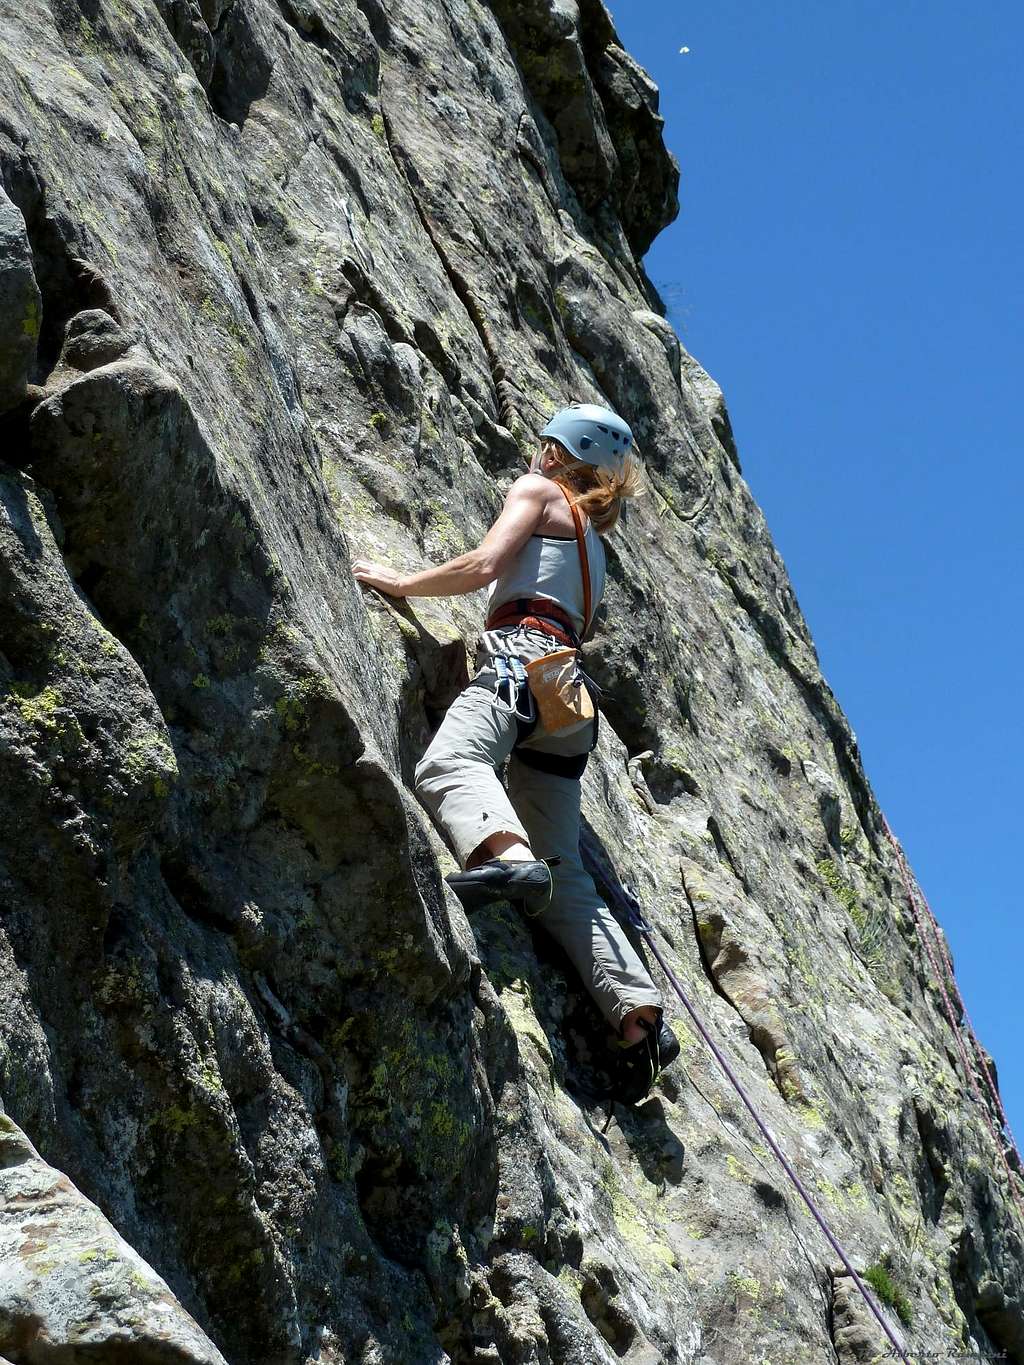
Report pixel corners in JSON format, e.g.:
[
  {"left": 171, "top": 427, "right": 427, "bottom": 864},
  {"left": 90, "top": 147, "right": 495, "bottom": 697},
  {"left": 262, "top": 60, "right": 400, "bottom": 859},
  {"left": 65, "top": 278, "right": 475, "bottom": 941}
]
[{"left": 614, "top": 881, "right": 912, "bottom": 1365}]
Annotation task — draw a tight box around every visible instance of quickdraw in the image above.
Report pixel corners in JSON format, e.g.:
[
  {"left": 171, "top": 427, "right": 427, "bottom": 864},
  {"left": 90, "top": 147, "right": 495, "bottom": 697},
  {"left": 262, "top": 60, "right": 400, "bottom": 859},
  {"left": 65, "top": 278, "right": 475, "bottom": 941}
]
[{"left": 488, "top": 654, "right": 535, "bottom": 725}]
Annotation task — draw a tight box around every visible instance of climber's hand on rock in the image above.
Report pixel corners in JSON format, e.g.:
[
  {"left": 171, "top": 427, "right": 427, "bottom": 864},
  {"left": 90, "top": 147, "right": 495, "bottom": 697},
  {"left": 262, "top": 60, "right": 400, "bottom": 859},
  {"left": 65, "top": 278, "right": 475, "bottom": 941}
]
[{"left": 352, "top": 559, "right": 407, "bottom": 597}]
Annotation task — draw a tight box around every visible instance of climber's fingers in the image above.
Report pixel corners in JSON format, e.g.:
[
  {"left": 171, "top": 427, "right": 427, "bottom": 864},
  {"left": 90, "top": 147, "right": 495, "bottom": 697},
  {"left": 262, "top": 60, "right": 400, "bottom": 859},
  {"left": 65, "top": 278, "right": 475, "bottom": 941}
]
[{"left": 351, "top": 559, "right": 407, "bottom": 597}]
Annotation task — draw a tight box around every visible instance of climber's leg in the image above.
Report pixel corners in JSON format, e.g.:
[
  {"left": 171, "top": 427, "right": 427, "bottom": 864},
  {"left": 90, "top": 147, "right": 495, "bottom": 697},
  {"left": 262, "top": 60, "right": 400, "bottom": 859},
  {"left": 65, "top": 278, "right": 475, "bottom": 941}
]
[
  {"left": 506, "top": 752, "right": 663, "bottom": 1035},
  {"left": 414, "top": 682, "right": 532, "bottom": 871}
]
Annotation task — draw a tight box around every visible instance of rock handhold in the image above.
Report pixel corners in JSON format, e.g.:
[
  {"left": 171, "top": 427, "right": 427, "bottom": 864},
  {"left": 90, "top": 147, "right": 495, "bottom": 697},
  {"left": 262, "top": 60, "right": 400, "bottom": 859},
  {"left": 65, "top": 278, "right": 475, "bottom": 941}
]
[{"left": 58, "top": 309, "right": 133, "bottom": 373}]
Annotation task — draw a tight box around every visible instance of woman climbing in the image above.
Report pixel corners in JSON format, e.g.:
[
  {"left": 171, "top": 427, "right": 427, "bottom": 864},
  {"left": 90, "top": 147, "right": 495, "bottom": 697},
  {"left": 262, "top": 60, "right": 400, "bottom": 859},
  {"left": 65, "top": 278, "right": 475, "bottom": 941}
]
[{"left": 351, "top": 403, "right": 679, "bottom": 1103}]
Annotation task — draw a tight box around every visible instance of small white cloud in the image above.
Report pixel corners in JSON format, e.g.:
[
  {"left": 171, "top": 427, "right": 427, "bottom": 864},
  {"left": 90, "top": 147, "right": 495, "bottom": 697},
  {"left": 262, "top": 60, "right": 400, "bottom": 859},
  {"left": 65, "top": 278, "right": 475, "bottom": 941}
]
[{"left": 679, "top": 45, "right": 690, "bottom": 53}]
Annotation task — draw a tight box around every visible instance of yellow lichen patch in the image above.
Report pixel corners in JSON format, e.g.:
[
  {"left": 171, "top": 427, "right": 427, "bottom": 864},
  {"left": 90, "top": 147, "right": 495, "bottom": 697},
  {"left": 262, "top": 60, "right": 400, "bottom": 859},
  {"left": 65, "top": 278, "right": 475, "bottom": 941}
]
[
  {"left": 813, "top": 1176, "right": 870, "bottom": 1219},
  {"left": 610, "top": 1187, "right": 677, "bottom": 1277},
  {"left": 600, "top": 1162, "right": 678, "bottom": 1278},
  {"left": 197, "top": 1060, "right": 226, "bottom": 1096},
  {"left": 423, "top": 500, "right": 466, "bottom": 559},
  {"left": 22, "top": 292, "right": 40, "bottom": 340},
  {"left": 885, "top": 1171, "right": 920, "bottom": 1231},
  {"left": 124, "top": 730, "right": 179, "bottom": 796},
  {"left": 726, "top": 1269, "right": 764, "bottom": 1323},
  {"left": 816, "top": 857, "right": 859, "bottom": 915},
  {"left": 551, "top": 1087, "right": 580, "bottom": 1136},
  {"left": 794, "top": 1099, "right": 827, "bottom": 1130},
  {"left": 789, "top": 940, "right": 816, "bottom": 988},
  {"left": 845, "top": 1180, "right": 870, "bottom": 1212},
  {"left": 499, "top": 984, "right": 555, "bottom": 1085},
  {"left": 274, "top": 672, "right": 331, "bottom": 732},
  {"left": 291, "top": 744, "right": 340, "bottom": 779},
  {"left": 557, "top": 1264, "right": 583, "bottom": 1294},
  {"left": 7, "top": 683, "right": 63, "bottom": 729},
  {"left": 814, "top": 1178, "right": 847, "bottom": 1216},
  {"left": 725, "top": 1153, "right": 754, "bottom": 1184}
]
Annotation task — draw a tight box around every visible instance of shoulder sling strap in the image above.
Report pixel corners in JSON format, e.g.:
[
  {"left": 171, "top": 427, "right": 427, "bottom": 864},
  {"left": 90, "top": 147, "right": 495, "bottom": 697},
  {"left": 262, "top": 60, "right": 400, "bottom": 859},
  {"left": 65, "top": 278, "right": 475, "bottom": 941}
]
[{"left": 555, "top": 481, "right": 592, "bottom": 641}]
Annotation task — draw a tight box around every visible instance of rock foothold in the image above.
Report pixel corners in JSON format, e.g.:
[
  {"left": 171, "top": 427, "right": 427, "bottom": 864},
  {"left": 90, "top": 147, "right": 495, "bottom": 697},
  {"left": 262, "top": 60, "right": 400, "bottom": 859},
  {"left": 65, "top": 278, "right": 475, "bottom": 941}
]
[{"left": 58, "top": 308, "right": 133, "bottom": 372}]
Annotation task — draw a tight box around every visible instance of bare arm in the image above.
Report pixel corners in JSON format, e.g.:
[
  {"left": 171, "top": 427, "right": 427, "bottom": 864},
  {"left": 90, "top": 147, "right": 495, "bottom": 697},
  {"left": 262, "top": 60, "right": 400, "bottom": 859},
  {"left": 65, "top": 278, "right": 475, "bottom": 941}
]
[{"left": 352, "top": 474, "right": 550, "bottom": 598}]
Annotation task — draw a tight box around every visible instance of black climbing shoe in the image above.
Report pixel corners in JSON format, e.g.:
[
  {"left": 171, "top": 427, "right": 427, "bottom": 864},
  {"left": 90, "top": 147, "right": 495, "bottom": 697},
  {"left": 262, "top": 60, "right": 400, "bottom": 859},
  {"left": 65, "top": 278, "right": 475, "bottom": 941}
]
[
  {"left": 608, "top": 1017, "right": 661, "bottom": 1105},
  {"left": 445, "top": 857, "right": 558, "bottom": 913},
  {"left": 608, "top": 1015, "right": 679, "bottom": 1106},
  {"left": 656, "top": 1015, "right": 681, "bottom": 1068}
]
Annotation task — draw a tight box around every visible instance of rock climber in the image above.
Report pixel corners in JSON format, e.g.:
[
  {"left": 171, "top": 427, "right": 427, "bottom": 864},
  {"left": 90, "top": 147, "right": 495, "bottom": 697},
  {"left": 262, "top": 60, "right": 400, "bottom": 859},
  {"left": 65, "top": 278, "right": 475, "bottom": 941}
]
[{"left": 352, "top": 403, "right": 679, "bottom": 1101}]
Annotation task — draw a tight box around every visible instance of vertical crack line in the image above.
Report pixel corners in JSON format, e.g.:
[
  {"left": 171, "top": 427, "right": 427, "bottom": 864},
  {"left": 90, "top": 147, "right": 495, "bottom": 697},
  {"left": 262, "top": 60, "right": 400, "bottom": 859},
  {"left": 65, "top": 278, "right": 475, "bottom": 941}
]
[{"left": 680, "top": 866, "right": 742, "bottom": 1015}]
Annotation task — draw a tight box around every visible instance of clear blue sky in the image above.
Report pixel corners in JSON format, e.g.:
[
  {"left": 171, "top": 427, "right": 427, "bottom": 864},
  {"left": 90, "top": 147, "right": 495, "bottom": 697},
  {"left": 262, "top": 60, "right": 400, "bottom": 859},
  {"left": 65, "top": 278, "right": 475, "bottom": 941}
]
[{"left": 606, "top": 2, "right": 1024, "bottom": 1156}]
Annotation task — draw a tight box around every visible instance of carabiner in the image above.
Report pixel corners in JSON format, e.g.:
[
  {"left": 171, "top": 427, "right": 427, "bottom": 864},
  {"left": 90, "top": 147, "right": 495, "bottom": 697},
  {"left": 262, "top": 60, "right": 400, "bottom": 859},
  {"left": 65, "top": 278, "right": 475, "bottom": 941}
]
[
  {"left": 508, "top": 657, "right": 535, "bottom": 722},
  {"left": 488, "top": 653, "right": 534, "bottom": 723}
]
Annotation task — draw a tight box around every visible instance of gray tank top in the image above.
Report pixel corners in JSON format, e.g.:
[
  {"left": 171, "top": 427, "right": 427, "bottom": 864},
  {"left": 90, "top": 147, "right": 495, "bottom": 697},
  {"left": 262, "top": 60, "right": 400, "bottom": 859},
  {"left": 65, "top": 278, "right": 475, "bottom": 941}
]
[{"left": 486, "top": 522, "right": 606, "bottom": 635}]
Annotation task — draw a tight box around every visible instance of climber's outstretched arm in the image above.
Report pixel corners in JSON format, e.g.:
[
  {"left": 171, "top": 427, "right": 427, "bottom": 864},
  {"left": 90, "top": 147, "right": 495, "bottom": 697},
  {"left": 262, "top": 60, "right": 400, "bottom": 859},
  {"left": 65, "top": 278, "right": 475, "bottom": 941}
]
[{"left": 352, "top": 473, "right": 548, "bottom": 598}]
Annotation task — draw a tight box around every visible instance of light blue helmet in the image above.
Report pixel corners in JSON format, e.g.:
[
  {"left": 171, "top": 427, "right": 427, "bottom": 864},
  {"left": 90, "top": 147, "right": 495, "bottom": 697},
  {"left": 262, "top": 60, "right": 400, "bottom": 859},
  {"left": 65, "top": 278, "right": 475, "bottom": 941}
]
[{"left": 539, "top": 402, "right": 634, "bottom": 471}]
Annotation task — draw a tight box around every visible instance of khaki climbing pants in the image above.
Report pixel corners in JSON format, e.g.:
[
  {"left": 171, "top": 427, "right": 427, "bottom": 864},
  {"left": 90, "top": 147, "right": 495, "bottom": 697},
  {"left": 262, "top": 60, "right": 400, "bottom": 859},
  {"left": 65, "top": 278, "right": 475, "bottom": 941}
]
[{"left": 414, "top": 625, "right": 662, "bottom": 1033}]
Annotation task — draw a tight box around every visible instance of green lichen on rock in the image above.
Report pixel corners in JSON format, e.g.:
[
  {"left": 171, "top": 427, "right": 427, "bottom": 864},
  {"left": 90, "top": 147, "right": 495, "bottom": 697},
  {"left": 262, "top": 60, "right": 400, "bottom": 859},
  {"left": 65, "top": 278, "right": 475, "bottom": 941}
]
[
  {"left": 22, "top": 291, "right": 40, "bottom": 340},
  {"left": 274, "top": 671, "right": 331, "bottom": 732},
  {"left": 816, "top": 857, "right": 858, "bottom": 916}
]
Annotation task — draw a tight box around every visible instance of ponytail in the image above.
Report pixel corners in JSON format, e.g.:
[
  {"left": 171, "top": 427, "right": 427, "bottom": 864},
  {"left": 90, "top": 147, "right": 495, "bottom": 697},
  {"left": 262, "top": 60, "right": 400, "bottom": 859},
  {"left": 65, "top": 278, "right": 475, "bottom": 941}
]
[{"left": 539, "top": 438, "right": 645, "bottom": 535}]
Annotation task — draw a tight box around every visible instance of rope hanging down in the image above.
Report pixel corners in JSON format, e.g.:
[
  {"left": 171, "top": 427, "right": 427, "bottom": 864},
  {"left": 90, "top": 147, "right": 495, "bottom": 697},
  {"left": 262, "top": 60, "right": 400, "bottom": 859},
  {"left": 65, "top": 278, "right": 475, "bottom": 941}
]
[
  {"left": 882, "top": 815, "right": 1024, "bottom": 1235},
  {"left": 601, "top": 877, "right": 913, "bottom": 1365}
]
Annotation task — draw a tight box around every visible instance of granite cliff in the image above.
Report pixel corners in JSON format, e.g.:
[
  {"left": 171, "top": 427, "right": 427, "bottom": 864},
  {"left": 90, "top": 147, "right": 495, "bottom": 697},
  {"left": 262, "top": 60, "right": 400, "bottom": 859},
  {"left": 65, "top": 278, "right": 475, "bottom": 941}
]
[{"left": 0, "top": 0, "right": 1021, "bottom": 1361}]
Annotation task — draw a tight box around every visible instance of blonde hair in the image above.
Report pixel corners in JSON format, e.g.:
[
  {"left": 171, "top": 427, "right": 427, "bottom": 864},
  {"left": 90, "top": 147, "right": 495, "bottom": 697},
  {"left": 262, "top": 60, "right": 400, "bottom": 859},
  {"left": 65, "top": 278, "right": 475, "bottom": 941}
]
[{"left": 539, "top": 438, "right": 644, "bottom": 536}]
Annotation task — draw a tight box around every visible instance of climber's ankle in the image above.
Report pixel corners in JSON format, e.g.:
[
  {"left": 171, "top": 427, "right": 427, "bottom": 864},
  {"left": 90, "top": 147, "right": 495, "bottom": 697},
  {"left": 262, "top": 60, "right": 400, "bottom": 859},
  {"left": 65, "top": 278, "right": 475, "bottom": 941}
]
[
  {"left": 482, "top": 832, "right": 535, "bottom": 864},
  {"left": 465, "top": 832, "right": 535, "bottom": 869},
  {"left": 620, "top": 1005, "right": 658, "bottom": 1045}
]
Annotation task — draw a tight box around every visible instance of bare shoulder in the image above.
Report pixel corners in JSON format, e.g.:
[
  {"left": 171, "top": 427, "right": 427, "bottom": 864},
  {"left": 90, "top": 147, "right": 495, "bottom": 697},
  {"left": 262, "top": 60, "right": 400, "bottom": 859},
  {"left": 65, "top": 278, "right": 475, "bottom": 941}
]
[
  {"left": 505, "top": 472, "right": 554, "bottom": 501},
  {"left": 501, "top": 472, "right": 557, "bottom": 513}
]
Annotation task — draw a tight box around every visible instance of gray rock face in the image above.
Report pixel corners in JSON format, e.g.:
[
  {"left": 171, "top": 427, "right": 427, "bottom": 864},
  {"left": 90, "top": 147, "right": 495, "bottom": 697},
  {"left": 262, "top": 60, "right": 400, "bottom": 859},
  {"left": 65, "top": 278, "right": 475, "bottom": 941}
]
[
  {"left": 0, "top": 0, "right": 1020, "bottom": 1363},
  {"left": 0, "top": 190, "right": 42, "bottom": 414},
  {"left": 0, "top": 1108, "right": 228, "bottom": 1363}
]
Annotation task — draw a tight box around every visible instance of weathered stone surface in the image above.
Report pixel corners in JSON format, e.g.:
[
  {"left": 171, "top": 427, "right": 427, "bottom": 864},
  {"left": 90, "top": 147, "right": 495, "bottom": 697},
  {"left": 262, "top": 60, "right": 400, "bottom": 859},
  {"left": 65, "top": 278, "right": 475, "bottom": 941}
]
[
  {"left": 0, "top": 0, "right": 1021, "bottom": 1362},
  {"left": 57, "top": 309, "right": 133, "bottom": 372},
  {"left": 0, "top": 1108, "right": 227, "bottom": 1363},
  {"left": 0, "top": 190, "right": 41, "bottom": 414}
]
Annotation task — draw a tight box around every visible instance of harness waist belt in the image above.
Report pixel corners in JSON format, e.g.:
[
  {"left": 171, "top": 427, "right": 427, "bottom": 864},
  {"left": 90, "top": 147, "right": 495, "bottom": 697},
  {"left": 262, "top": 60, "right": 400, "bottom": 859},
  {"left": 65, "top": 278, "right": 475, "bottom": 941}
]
[{"left": 485, "top": 596, "right": 581, "bottom": 648}]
